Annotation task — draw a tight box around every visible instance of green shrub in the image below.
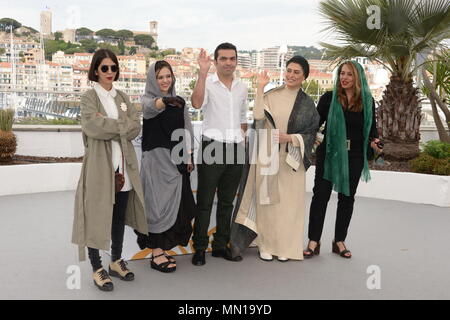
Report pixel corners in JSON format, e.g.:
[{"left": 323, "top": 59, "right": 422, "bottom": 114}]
[
  {"left": 410, "top": 154, "right": 436, "bottom": 174},
  {"left": 422, "top": 140, "right": 450, "bottom": 159},
  {"left": 433, "top": 159, "right": 450, "bottom": 175},
  {"left": 16, "top": 117, "right": 80, "bottom": 125},
  {"left": 0, "top": 108, "right": 15, "bottom": 131},
  {"left": 410, "top": 153, "right": 450, "bottom": 176},
  {"left": 50, "top": 118, "right": 80, "bottom": 125}
]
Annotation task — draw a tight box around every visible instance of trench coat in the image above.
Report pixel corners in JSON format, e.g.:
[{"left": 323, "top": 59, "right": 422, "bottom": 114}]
[{"left": 72, "top": 88, "right": 148, "bottom": 261}]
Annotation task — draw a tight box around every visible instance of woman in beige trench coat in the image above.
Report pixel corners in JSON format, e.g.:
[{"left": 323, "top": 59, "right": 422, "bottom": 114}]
[{"left": 71, "top": 49, "right": 148, "bottom": 292}]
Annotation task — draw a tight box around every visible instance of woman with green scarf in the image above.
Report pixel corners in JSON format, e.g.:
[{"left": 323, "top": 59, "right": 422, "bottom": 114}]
[{"left": 304, "top": 61, "right": 382, "bottom": 259}]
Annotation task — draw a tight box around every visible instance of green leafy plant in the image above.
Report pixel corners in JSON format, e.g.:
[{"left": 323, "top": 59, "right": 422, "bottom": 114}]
[
  {"left": 410, "top": 140, "right": 450, "bottom": 175},
  {"left": 16, "top": 117, "right": 80, "bottom": 125},
  {"left": 0, "top": 108, "right": 15, "bottom": 131},
  {"left": 421, "top": 50, "right": 450, "bottom": 143},
  {"left": 76, "top": 27, "right": 94, "bottom": 36},
  {"left": 0, "top": 108, "right": 17, "bottom": 162},
  {"left": 422, "top": 140, "right": 450, "bottom": 159}
]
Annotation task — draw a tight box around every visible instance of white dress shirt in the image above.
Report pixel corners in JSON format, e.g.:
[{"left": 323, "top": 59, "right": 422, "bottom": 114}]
[
  {"left": 94, "top": 83, "right": 132, "bottom": 192},
  {"left": 201, "top": 73, "right": 248, "bottom": 143}
]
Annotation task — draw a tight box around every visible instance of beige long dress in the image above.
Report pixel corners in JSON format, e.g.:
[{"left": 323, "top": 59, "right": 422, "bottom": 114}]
[{"left": 254, "top": 86, "right": 306, "bottom": 260}]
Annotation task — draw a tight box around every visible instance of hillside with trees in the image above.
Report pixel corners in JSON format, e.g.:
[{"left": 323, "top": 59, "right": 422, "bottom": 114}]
[{"left": 288, "top": 46, "right": 325, "bottom": 60}]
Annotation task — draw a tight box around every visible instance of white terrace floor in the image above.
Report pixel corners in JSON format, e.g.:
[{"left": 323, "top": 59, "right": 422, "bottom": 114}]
[{"left": 1, "top": 191, "right": 449, "bottom": 300}]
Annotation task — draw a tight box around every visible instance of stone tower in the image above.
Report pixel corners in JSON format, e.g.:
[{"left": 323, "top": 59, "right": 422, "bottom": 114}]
[
  {"left": 149, "top": 21, "right": 158, "bottom": 47},
  {"left": 40, "top": 10, "right": 52, "bottom": 36}
]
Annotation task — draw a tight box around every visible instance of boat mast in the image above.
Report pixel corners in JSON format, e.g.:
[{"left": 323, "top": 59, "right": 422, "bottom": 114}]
[{"left": 10, "top": 25, "right": 17, "bottom": 110}]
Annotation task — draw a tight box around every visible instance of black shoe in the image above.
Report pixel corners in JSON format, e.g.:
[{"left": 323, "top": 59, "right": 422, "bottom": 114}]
[
  {"left": 109, "top": 259, "right": 135, "bottom": 281},
  {"left": 93, "top": 268, "right": 114, "bottom": 292},
  {"left": 151, "top": 253, "right": 176, "bottom": 273},
  {"left": 212, "top": 248, "right": 243, "bottom": 262},
  {"left": 332, "top": 240, "right": 352, "bottom": 259},
  {"left": 303, "top": 240, "right": 321, "bottom": 259},
  {"left": 192, "top": 251, "right": 206, "bottom": 266}
]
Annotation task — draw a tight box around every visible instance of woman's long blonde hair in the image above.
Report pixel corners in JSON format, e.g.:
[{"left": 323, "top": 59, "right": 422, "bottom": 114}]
[{"left": 337, "top": 61, "right": 363, "bottom": 112}]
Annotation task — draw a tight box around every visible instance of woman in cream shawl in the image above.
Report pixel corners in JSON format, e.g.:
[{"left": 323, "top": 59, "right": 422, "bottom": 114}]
[{"left": 231, "top": 56, "right": 319, "bottom": 261}]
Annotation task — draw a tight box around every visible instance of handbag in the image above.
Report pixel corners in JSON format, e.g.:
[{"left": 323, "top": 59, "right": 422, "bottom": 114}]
[{"left": 115, "top": 154, "right": 125, "bottom": 193}]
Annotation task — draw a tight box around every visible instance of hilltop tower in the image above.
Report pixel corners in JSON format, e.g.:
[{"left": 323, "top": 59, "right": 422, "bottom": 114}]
[
  {"left": 40, "top": 10, "right": 52, "bottom": 36},
  {"left": 149, "top": 21, "right": 158, "bottom": 47}
]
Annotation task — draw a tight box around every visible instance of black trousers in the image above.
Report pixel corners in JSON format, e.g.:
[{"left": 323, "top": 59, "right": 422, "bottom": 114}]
[
  {"left": 308, "top": 146, "right": 364, "bottom": 243},
  {"left": 192, "top": 139, "right": 244, "bottom": 251},
  {"left": 88, "top": 191, "right": 129, "bottom": 272}
]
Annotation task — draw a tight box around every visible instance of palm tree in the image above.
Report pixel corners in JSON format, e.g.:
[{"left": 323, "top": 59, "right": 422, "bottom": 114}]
[
  {"left": 319, "top": 0, "right": 450, "bottom": 160},
  {"left": 421, "top": 49, "right": 450, "bottom": 143}
]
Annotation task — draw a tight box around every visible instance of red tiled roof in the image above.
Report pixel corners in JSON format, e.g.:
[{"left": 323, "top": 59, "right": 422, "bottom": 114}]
[
  {"left": 47, "top": 62, "right": 61, "bottom": 67},
  {"left": 308, "top": 70, "right": 333, "bottom": 78},
  {"left": 118, "top": 55, "right": 145, "bottom": 60},
  {"left": 17, "top": 62, "right": 38, "bottom": 66}
]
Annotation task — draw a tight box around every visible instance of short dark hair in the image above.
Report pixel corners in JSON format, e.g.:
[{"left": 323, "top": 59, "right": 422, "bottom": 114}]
[
  {"left": 88, "top": 49, "right": 120, "bottom": 82},
  {"left": 214, "top": 42, "right": 238, "bottom": 61},
  {"left": 286, "top": 55, "right": 310, "bottom": 79},
  {"left": 155, "top": 60, "right": 176, "bottom": 94}
]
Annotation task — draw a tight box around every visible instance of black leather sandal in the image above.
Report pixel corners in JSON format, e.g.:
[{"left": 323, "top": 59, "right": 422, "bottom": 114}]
[
  {"left": 303, "top": 241, "right": 321, "bottom": 259},
  {"left": 332, "top": 240, "right": 352, "bottom": 259},
  {"left": 151, "top": 253, "right": 176, "bottom": 273},
  {"left": 164, "top": 252, "right": 176, "bottom": 264}
]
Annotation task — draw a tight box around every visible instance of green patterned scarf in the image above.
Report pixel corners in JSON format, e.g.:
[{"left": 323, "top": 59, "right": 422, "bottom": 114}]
[{"left": 323, "top": 61, "right": 373, "bottom": 196}]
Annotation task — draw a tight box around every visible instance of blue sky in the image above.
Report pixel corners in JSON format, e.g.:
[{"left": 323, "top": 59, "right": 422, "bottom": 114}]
[{"left": 1, "top": 0, "right": 329, "bottom": 51}]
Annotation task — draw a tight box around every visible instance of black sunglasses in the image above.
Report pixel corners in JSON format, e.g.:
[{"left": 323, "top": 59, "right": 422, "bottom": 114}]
[{"left": 100, "top": 65, "right": 118, "bottom": 73}]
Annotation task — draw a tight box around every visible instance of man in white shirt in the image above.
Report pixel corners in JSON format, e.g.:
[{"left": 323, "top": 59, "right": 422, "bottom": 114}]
[{"left": 191, "top": 43, "right": 248, "bottom": 266}]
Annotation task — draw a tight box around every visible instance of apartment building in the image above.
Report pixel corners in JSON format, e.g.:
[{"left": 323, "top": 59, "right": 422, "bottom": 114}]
[
  {"left": 238, "top": 53, "right": 252, "bottom": 69},
  {"left": 308, "top": 70, "right": 334, "bottom": 90},
  {"left": 257, "top": 46, "right": 294, "bottom": 71},
  {"left": 0, "top": 62, "right": 11, "bottom": 87},
  {"left": 115, "top": 71, "right": 146, "bottom": 102},
  {"left": 118, "top": 54, "right": 146, "bottom": 74}
]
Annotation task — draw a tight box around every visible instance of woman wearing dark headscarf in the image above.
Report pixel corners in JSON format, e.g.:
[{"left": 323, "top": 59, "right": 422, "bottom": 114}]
[
  {"left": 135, "top": 60, "right": 197, "bottom": 273},
  {"left": 230, "top": 56, "right": 320, "bottom": 262},
  {"left": 304, "top": 61, "right": 381, "bottom": 259}
]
